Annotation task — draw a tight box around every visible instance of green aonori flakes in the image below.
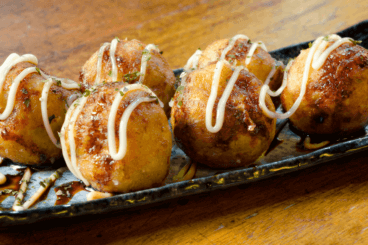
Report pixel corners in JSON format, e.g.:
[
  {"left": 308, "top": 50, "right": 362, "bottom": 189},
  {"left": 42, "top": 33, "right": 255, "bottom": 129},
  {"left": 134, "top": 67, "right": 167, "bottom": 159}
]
[
  {"left": 124, "top": 71, "right": 142, "bottom": 82},
  {"left": 83, "top": 89, "right": 91, "bottom": 97},
  {"left": 349, "top": 39, "right": 362, "bottom": 46},
  {"left": 24, "top": 99, "right": 30, "bottom": 107},
  {"left": 142, "top": 49, "right": 151, "bottom": 61},
  {"left": 176, "top": 85, "right": 184, "bottom": 93}
]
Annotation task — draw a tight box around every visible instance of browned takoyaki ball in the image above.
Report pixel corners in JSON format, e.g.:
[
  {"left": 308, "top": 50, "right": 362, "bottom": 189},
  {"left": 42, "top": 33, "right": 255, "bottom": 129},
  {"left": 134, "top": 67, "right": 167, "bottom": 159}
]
[
  {"left": 62, "top": 83, "right": 172, "bottom": 193},
  {"left": 171, "top": 62, "right": 276, "bottom": 168},
  {"left": 281, "top": 42, "right": 368, "bottom": 135},
  {"left": 80, "top": 39, "right": 176, "bottom": 116},
  {"left": 0, "top": 62, "right": 79, "bottom": 165},
  {"left": 198, "top": 38, "right": 284, "bottom": 91}
]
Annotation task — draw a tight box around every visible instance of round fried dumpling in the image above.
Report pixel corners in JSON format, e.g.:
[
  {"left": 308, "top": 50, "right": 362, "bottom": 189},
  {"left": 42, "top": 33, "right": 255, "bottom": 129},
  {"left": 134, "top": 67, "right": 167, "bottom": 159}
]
[
  {"left": 281, "top": 40, "right": 368, "bottom": 135},
  {"left": 171, "top": 62, "right": 276, "bottom": 168},
  {"left": 80, "top": 38, "right": 176, "bottom": 116},
  {"left": 60, "top": 83, "right": 172, "bottom": 193},
  {"left": 197, "top": 36, "right": 284, "bottom": 91},
  {"left": 0, "top": 54, "right": 80, "bottom": 165}
]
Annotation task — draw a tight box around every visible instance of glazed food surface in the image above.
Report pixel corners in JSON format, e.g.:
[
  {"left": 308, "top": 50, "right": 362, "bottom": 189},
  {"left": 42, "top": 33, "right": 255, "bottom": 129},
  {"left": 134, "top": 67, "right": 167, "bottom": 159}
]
[
  {"left": 0, "top": 62, "right": 77, "bottom": 165},
  {"left": 62, "top": 83, "right": 172, "bottom": 193},
  {"left": 80, "top": 39, "right": 176, "bottom": 116},
  {"left": 281, "top": 42, "right": 368, "bottom": 135},
  {"left": 171, "top": 63, "right": 276, "bottom": 168}
]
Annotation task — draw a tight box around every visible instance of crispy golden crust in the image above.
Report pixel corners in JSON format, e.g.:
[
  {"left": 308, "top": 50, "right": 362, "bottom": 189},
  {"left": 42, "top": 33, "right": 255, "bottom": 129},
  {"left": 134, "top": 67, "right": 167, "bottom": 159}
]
[
  {"left": 281, "top": 43, "right": 368, "bottom": 135},
  {"left": 0, "top": 62, "right": 78, "bottom": 165},
  {"left": 79, "top": 39, "right": 176, "bottom": 116},
  {"left": 198, "top": 38, "right": 284, "bottom": 91},
  {"left": 63, "top": 83, "right": 172, "bottom": 193},
  {"left": 171, "top": 63, "right": 276, "bottom": 168}
]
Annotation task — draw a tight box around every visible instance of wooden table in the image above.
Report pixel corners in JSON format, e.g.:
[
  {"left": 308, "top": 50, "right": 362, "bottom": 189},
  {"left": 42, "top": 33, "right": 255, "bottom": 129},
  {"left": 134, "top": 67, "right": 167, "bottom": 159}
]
[{"left": 1, "top": 0, "right": 368, "bottom": 244}]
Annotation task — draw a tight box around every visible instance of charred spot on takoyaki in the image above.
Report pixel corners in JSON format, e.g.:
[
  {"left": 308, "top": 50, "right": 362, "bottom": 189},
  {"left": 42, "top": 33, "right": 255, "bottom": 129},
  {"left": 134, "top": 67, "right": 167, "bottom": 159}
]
[
  {"left": 60, "top": 82, "right": 172, "bottom": 193},
  {"left": 79, "top": 38, "right": 176, "bottom": 116},
  {"left": 171, "top": 62, "right": 276, "bottom": 168}
]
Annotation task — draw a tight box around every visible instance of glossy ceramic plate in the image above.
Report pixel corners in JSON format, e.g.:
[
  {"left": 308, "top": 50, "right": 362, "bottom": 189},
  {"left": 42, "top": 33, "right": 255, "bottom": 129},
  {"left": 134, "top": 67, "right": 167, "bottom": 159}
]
[{"left": 1, "top": 20, "right": 368, "bottom": 227}]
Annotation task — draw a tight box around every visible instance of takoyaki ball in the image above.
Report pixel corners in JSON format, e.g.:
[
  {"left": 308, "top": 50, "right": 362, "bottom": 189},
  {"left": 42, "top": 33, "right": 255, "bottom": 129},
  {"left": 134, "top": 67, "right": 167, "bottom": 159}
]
[
  {"left": 61, "top": 83, "right": 172, "bottom": 193},
  {"left": 0, "top": 58, "right": 80, "bottom": 165},
  {"left": 80, "top": 38, "right": 176, "bottom": 116},
  {"left": 281, "top": 41, "right": 368, "bottom": 135},
  {"left": 198, "top": 37, "right": 284, "bottom": 91},
  {"left": 171, "top": 62, "right": 276, "bottom": 168}
]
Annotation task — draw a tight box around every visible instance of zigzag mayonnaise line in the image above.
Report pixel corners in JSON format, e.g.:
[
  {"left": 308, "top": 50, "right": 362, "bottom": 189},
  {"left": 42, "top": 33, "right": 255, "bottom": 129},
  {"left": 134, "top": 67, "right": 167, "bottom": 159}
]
[
  {"left": 259, "top": 34, "right": 355, "bottom": 119},
  {"left": 178, "top": 34, "right": 274, "bottom": 133},
  {"left": 108, "top": 84, "right": 163, "bottom": 160},
  {"left": 94, "top": 38, "right": 160, "bottom": 84},
  {"left": 138, "top": 44, "right": 160, "bottom": 83},
  {"left": 61, "top": 83, "right": 163, "bottom": 185},
  {"left": 0, "top": 53, "right": 79, "bottom": 147}
]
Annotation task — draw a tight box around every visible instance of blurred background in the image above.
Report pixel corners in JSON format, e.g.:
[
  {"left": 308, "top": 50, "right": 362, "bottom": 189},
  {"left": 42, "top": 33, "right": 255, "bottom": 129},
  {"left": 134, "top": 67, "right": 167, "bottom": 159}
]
[{"left": 1, "top": 0, "right": 366, "bottom": 80}]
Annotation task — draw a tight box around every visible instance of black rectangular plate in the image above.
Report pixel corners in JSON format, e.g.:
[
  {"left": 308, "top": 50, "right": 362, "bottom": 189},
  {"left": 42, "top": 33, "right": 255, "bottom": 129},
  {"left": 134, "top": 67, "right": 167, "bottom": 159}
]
[{"left": 1, "top": 20, "right": 368, "bottom": 227}]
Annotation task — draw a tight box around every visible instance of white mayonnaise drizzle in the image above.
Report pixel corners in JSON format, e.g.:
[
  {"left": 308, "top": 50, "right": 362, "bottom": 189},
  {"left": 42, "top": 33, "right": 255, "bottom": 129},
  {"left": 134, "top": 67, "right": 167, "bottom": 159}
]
[
  {"left": 180, "top": 49, "right": 203, "bottom": 87},
  {"left": 60, "top": 83, "right": 163, "bottom": 185},
  {"left": 0, "top": 53, "right": 80, "bottom": 148},
  {"left": 63, "top": 38, "right": 164, "bottom": 185},
  {"left": 0, "top": 67, "right": 38, "bottom": 120},
  {"left": 264, "top": 60, "right": 291, "bottom": 97},
  {"left": 178, "top": 34, "right": 272, "bottom": 133},
  {"left": 95, "top": 42, "right": 110, "bottom": 84},
  {"left": 138, "top": 44, "right": 160, "bottom": 83},
  {"left": 206, "top": 63, "right": 245, "bottom": 133},
  {"left": 219, "top": 34, "right": 267, "bottom": 65},
  {"left": 259, "top": 34, "right": 355, "bottom": 119},
  {"left": 220, "top": 34, "right": 249, "bottom": 60},
  {"left": 184, "top": 49, "right": 203, "bottom": 72},
  {"left": 109, "top": 39, "right": 119, "bottom": 82},
  {"left": 108, "top": 84, "right": 162, "bottom": 160},
  {"left": 94, "top": 39, "right": 160, "bottom": 84},
  {"left": 40, "top": 78, "right": 59, "bottom": 146},
  {"left": 204, "top": 34, "right": 268, "bottom": 133},
  {"left": 60, "top": 93, "right": 91, "bottom": 185},
  {"left": 245, "top": 41, "right": 268, "bottom": 65},
  {"left": 0, "top": 54, "right": 37, "bottom": 95}
]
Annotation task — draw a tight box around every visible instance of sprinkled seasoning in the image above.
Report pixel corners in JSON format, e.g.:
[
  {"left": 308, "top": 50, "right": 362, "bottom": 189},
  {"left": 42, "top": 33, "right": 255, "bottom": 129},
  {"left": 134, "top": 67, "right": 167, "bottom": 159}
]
[
  {"left": 349, "top": 39, "right": 362, "bottom": 45},
  {"left": 24, "top": 99, "right": 30, "bottom": 107}
]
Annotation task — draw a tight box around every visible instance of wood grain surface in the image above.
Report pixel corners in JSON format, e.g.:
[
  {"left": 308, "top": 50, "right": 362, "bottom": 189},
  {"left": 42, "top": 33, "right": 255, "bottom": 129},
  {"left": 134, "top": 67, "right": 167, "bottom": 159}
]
[{"left": 1, "top": 0, "right": 368, "bottom": 244}]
